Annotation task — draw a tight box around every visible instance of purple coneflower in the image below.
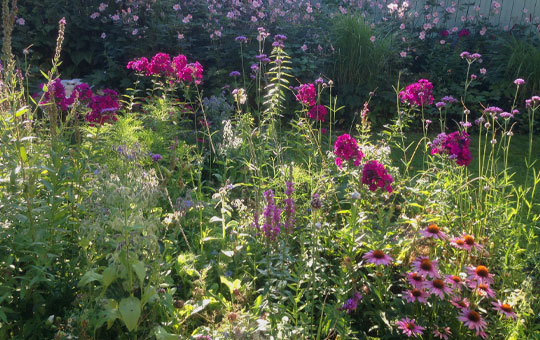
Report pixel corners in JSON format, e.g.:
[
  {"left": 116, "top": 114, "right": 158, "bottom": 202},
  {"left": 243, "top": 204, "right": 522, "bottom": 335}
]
[
  {"left": 466, "top": 265, "right": 494, "bottom": 285},
  {"left": 433, "top": 326, "right": 452, "bottom": 340},
  {"left": 492, "top": 300, "right": 517, "bottom": 320},
  {"left": 396, "top": 317, "right": 425, "bottom": 338},
  {"left": 363, "top": 249, "right": 393, "bottom": 266},
  {"left": 450, "top": 296, "right": 470, "bottom": 310},
  {"left": 406, "top": 272, "right": 426, "bottom": 289},
  {"left": 412, "top": 256, "right": 440, "bottom": 278},
  {"left": 420, "top": 224, "right": 447, "bottom": 239},
  {"left": 457, "top": 308, "right": 488, "bottom": 339},
  {"left": 403, "top": 288, "right": 429, "bottom": 303},
  {"left": 445, "top": 274, "right": 465, "bottom": 290},
  {"left": 425, "top": 279, "right": 452, "bottom": 299}
]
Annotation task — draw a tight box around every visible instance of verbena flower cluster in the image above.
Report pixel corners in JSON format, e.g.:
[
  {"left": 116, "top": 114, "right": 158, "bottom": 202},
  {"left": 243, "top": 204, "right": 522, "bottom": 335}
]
[
  {"left": 39, "top": 79, "right": 119, "bottom": 125},
  {"left": 430, "top": 131, "right": 472, "bottom": 166},
  {"left": 127, "top": 52, "right": 203, "bottom": 85},
  {"left": 399, "top": 79, "right": 434, "bottom": 106}
]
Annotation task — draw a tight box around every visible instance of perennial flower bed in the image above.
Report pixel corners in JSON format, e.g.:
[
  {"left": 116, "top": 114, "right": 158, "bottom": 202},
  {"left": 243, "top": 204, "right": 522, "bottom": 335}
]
[{"left": 1, "top": 3, "right": 540, "bottom": 340}]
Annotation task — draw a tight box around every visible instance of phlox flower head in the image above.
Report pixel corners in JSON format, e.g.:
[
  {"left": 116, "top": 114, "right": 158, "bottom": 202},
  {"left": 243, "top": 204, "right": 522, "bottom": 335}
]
[
  {"left": 333, "top": 134, "right": 364, "bottom": 168},
  {"left": 430, "top": 131, "right": 472, "bottom": 166},
  {"left": 127, "top": 57, "right": 150, "bottom": 74},
  {"left": 361, "top": 160, "right": 393, "bottom": 193},
  {"left": 71, "top": 83, "right": 93, "bottom": 104},
  {"left": 40, "top": 78, "right": 72, "bottom": 111},
  {"left": 399, "top": 79, "right": 434, "bottom": 106},
  {"left": 457, "top": 28, "right": 470, "bottom": 37},
  {"left": 296, "top": 83, "right": 316, "bottom": 106},
  {"left": 307, "top": 105, "right": 328, "bottom": 121},
  {"left": 86, "top": 89, "right": 119, "bottom": 125}
]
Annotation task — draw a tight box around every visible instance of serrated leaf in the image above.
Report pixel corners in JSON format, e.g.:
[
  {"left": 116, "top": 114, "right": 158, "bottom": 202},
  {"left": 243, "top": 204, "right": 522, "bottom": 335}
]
[{"left": 119, "top": 297, "right": 141, "bottom": 332}]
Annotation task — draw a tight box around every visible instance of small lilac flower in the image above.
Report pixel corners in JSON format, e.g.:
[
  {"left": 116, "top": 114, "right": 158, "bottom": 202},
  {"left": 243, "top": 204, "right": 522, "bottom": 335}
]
[
  {"left": 235, "top": 35, "right": 247, "bottom": 43},
  {"left": 514, "top": 78, "right": 525, "bottom": 85},
  {"left": 436, "top": 102, "right": 446, "bottom": 109},
  {"left": 151, "top": 153, "right": 163, "bottom": 162},
  {"left": 229, "top": 71, "right": 241, "bottom": 77}
]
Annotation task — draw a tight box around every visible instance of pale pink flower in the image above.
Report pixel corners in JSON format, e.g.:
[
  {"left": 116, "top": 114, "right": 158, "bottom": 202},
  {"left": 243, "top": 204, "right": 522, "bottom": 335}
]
[
  {"left": 424, "top": 279, "right": 452, "bottom": 299},
  {"left": 396, "top": 317, "right": 425, "bottom": 337},
  {"left": 466, "top": 265, "right": 494, "bottom": 285},
  {"left": 420, "top": 224, "right": 447, "bottom": 239},
  {"left": 406, "top": 272, "right": 426, "bottom": 289}
]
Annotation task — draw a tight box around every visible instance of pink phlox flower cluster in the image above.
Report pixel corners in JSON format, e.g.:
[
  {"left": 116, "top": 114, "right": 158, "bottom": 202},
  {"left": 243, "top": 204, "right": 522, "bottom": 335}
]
[
  {"left": 361, "top": 160, "right": 393, "bottom": 193},
  {"left": 296, "top": 83, "right": 316, "bottom": 106},
  {"left": 399, "top": 79, "right": 434, "bottom": 106},
  {"left": 334, "top": 134, "right": 364, "bottom": 168},
  {"left": 40, "top": 78, "right": 71, "bottom": 111},
  {"left": 86, "top": 89, "right": 119, "bottom": 125},
  {"left": 127, "top": 53, "right": 203, "bottom": 84},
  {"left": 71, "top": 83, "right": 94, "bottom": 104},
  {"left": 430, "top": 131, "right": 472, "bottom": 166},
  {"left": 307, "top": 104, "right": 328, "bottom": 121}
]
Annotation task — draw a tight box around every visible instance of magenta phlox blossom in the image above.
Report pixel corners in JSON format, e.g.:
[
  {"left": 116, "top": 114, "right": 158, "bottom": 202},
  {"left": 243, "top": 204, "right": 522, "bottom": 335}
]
[
  {"left": 296, "top": 83, "right": 316, "bottom": 106},
  {"left": 86, "top": 89, "right": 119, "bottom": 125},
  {"left": 307, "top": 105, "right": 328, "bottom": 121},
  {"left": 361, "top": 160, "right": 393, "bottom": 193},
  {"left": 430, "top": 131, "right": 472, "bottom": 166},
  {"left": 334, "top": 134, "right": 364, "bottom": 168},
  {"left": 399, "top": 79, "right": 434, "bottom": 106}
]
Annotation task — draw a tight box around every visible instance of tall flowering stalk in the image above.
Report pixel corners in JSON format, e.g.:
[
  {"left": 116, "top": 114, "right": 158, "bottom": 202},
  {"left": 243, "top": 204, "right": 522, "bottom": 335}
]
[
  {"left": 262, "top": 189, "right": 281, "bottom": 241},
  {"left": 283, "top": 181, "right": 295, "bottom": 234}
]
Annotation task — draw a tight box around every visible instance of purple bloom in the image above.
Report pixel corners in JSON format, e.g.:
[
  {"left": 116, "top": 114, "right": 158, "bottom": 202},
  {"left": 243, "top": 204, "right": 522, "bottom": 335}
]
[
  {"left": 151, "top": 153, "right": 163, "bottom": 162},
  {"left": 229, "top": 70, "right": 241, "bottom": 77},
  {"left": 334, "top": 134, "right": 364, "bottom": 168},
  {"left": 457, "top": 28, "right": 470, "bottom": 37},
  {"left": 340, "top": 291, "right": 362, "bottom": 313},
  {"left": 261, "top": 190, "right": 281, "bottom": 240},
  {"left": 441, "top": 95, "right": 458, "bottom": 103},
  {"left": 283, "top": 181, "right": 295, "bottom": 234},
  {"left": 514, "top": 78, "right": 525, "bottom": 85},
  {"left": 235, "top": 35, "right": 247, "bottom": 43},
  {"left": 430, "top": 131, "right": 472, "bottom": 166},
  {"left": 399, "top": 79, "right": 434, "bottom": 106},
  {"left": 361, "top": 160, "right": 393, "bottom": 193},
  {"left": 435, "top": 102, "right": 446, "bottom": 109}
]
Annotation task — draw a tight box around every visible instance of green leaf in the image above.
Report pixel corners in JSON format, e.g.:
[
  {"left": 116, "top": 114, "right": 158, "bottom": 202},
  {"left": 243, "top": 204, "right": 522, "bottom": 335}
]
[
  {"left": 16, "top": 106, "right": 29, "bottom": 117},
  {"left": 19, "top": 146, "right": 27, "bottom": 163},
  {"left": 78, "top": 270, "right": 102, "bottom": 287},
  {"left": 102, "top": 266, "right": 116, "bottom": 287},
  {"left": 189, "top": 299, "right": 210, "bottom": 317},
  {"left": 132, "top": 261, "right": 146, "bottom": 286},
  {"left": 119, "top": 297, "right": 141, "bottom": 332},
  {"left": 155, "top": 326, "right": 181, "bottom": 340}
]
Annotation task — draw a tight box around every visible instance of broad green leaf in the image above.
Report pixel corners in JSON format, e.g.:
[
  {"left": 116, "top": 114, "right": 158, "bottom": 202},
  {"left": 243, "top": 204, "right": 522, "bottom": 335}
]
[
  {"left": 78, "top": 270, "right": 102, "bottom": 287},
  {"left": 19, "top": 147, "right": 27, "bottom": 163},
  {"left": 189, "top": 299, "right": 210, "bottom": 317},
  {"left": 155, "top": 326, "right": 181, "bottom": 340},
  {"left": 221, "top": 250, "right": 234, "bottom": 257},
  {"left": 102, "top": 266, "right": 116, "bottom": 287},
  {"left": 119, "top": 297, "right": 141, "bottom": 332},
  {"left": 132, "top": 261, "right": 146, "bottom": 286}
]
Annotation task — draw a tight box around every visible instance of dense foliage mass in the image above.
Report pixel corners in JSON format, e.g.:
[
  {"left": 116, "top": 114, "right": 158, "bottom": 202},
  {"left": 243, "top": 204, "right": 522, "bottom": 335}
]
[{"left": 1, "top": 0, "right": 540, "bottom": 339}]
